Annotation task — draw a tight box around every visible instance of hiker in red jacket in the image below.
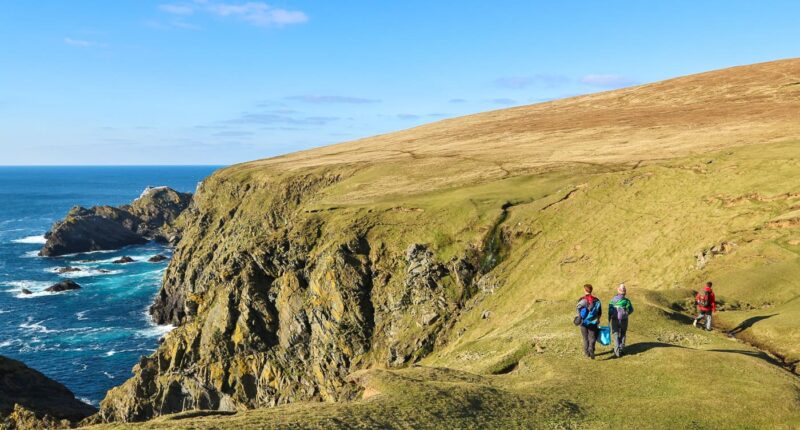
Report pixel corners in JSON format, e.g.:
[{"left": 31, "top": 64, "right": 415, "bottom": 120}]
[{"left": 693, "top": 281, "right": 716, "bottom": 331}]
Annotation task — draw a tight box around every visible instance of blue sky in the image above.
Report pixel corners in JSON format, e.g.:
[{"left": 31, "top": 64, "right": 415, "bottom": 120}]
[{"left": 1, "top": 1, "right": 798, "bottom": 165}]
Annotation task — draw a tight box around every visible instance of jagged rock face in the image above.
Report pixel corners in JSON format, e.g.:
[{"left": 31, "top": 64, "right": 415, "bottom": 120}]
[
  {"left": 0, "top": 355, "right": 96, "bottom": 429},
  {"left": 39, "top": 187, "right": 192, "bottom": 257},
  {"left": 96, "top": 170, "right": 484, "bottom": 423},
  {"left": 126, "top": 186, "right": 193, "bottom": 237}
]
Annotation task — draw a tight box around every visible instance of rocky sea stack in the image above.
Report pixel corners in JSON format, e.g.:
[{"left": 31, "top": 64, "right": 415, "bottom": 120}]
[
  {"left": 39, "top": 187, "right": 192, "bottom": 257},
  {"left": 0, "top": 356, "right": 96, "bottom": 430}
]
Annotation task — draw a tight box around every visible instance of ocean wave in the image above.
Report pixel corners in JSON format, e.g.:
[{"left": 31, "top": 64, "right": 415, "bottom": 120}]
[
  {"left": 19, "top": 317, "right": 107, "bottom": 335},
  {"left": 78, "top": 397, "right": 97, "bottom": 406},
  {"left": 3, "top": 280, "right": 53, "bottom": 298},
  {"left": 22, "top": 250, "right": 41, "bottom": 258},
  {"left": 11, "top": 235, "right": 47, "bottom": 244},
  {"left": 47, "top": 267, "right": 123, "bottom": 278},
  {"left": 102, "top": 371, "right": 115, "bottom": 379},
  {"left": 0, "top": 340, "right": 16, "bottom": 348},
  {"left": 136, "top": 324, "right": 175, "bottom": 338},
  {"left": 54, "top": 249, "right": 116, "bottom": 258},
  {"left": 19, "top": 318, "right": 58, "bottom": 333},
  {"left": 76, "top": 310, "right": 89, "bottom": 320}
]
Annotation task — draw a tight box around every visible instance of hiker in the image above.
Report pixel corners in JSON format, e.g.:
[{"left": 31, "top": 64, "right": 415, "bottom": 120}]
[
  {"left": 576, "top": 284, "right": 602, "bottom": 359},
  {"left": 693, "top": 281, "right": 716, "bottom": 331},
  {"left": 608, "top": 283, "right": 634, "bottom": 357}
]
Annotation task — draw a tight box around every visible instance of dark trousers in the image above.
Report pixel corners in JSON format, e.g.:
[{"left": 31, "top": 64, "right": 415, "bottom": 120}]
[
  {"left": 610, "top": 317, "right": 628, "bottom": 350},
  {"left": 580, "top": 324, "right": 599, "bottom": 358}
]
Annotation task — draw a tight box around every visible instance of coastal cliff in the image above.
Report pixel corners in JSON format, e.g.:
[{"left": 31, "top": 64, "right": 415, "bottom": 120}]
[
  {"left": 95, "top": 169, "right": 493, "bottom": 421},
  {"left": 91, "top": 59, "right": 800, "bottom": 427}
]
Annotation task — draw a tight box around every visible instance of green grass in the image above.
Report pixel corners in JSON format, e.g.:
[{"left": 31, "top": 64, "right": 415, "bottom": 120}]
[{"left": 89, "top": 140, "right": 800, "bottom": 429}]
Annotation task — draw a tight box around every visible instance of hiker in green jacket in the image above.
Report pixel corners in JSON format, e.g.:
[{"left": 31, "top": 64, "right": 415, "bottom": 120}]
[{"left": 608, "top": 283, "right": 634, "bottom": 358}]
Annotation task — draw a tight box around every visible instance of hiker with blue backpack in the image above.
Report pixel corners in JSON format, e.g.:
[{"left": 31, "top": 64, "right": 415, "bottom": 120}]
[
  {"left": 575, "top": 284, "right": 602, "bottom": 359},
  {"left": 608, "top": 283, "right": 634, "bottom": 357}
]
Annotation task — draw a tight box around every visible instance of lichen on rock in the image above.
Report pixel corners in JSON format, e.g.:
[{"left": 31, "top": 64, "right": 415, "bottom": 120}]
[{"left": 95, "top": 168, "right": 488, "bottom": 423}]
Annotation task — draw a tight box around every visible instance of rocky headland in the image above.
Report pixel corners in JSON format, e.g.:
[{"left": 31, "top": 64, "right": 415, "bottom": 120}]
[
  {"left": 0, "top": 355, "right": 96, "bottom": 430},
  {"left": 39, "top": 186, "right": 192, "bottom": 257}
]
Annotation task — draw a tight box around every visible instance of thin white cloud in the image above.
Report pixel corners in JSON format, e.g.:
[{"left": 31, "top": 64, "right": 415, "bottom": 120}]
[
  {"left": 159, "top": 4, "right": 194, "bottom": 15},
  {"left": 64, "top": 38, "right": 107, "bottom": 48},
  {"left": 158, "top": 1, "right": 308, "bottom": 27},
  {"left": 493, "top": 74, "right": 570, "bottom": 89},
  {"left": 285, "top": 95, "right": 380, "bottom": 104},
  {"left": 580, "top": 74, "right": 638, "bottom": 88}
]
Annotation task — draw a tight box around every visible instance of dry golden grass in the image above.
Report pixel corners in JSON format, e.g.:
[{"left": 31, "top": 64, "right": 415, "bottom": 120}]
[{"left": 234, "top": 58, "right": 800, "bottom": 177}]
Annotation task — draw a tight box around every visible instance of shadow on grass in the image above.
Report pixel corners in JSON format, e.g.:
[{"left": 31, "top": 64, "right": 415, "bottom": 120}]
[
  {"left": 727, "top": 314, "right": 778, "bottom": 335},
  {"left": 623, "top": 342, "right": 687, "bottom": 356},
  {"left": 708, "top": 348, "right": 792, "bottom": 372},
  {"left": 661, "top": 309, "right": 695, "bottom": 325}
]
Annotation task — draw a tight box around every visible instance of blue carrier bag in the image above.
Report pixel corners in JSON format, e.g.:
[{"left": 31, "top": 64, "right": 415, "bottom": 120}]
[{"left": 598, "top": 325, "right": 611, "bottom": 346}]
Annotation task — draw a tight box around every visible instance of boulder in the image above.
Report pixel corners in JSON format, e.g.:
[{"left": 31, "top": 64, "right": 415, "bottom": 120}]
[
  {"left": 39, "top": 187, "right": 192, "bottom": 257},
  {"left": 20, "top": 288, "right": 33, "bottom": 295},
  {"left": 148, "top": 254, "right": 168, "bottom": 263},
  {"left": 55, "top": 266, "right": 82, "bottom": 274},
  {"left": 45, "top": 280, "right": 81, "bottom": 293},
  {"left": 112, "top": 256, "right": 135, "bottom": 264}
]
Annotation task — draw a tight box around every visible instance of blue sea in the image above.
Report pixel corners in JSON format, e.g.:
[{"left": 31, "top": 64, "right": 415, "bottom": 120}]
[{"left": 0, "top": 166, "right": 219, "bottom": 406}]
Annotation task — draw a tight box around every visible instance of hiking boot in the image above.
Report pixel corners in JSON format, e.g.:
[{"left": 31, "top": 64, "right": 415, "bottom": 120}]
[
  {"left": 693, "top": 319, "right": 697, "bottom": 328},
  {"left": 613, "top": 347, "right": 621, "bottom": 358}
]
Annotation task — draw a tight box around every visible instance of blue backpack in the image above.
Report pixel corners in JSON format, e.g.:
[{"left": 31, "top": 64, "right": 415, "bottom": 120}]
[{"left": 580, "top": 298, "right": 601, "bottom": 326}]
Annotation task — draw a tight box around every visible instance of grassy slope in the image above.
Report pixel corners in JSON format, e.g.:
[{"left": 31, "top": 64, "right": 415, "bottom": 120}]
[{"left": 88, "top": 59, "right": 800, "bottom": 429}]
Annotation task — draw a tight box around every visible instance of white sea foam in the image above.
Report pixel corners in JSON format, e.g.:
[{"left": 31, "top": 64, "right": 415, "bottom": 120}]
[
  {"left": 55, "top": 249, "right": 116, "bottom": 258},
  {"left": 22, "top": 250, "right": 40, "bottom": 258},
  {"left": 0, "top": 340, "right": 15, "bottom": 348},
  {"left": 76, "top": 310, "right": 89, "bottom": 320},
  {"left": 47, "top": 267, "right": 123, "bottom": 278},
  {"left": 11, "top": 235, "right": 47, "bottom": 244},
  {"left": 105, "top": 349, "right": 116, "bottom": 357},
  {"left": 136, "top": 324, "right": 175, "bottom": 338},
  {"left": 4, "top": 280, "right": 53, "bottom": 298},
  {"left": 3, "top": 280, "right": 50, "bottom": 290},
  {"left": 14, "top": 290, "right": 58, "bottom": 299},
  {"left": 78, "top": 397, "right": 96, "bottom": 406},
  {"left": 19, "top": 319, "right": 57, "bottom": 333},
  {"left": 102, "top": 371, "right": 115, "bottom": 379}
]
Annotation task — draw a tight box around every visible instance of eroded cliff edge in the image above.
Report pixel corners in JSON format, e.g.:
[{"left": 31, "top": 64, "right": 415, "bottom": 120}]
[{"left": 95, "top": 167, "right": 497, "bottom": 422}]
